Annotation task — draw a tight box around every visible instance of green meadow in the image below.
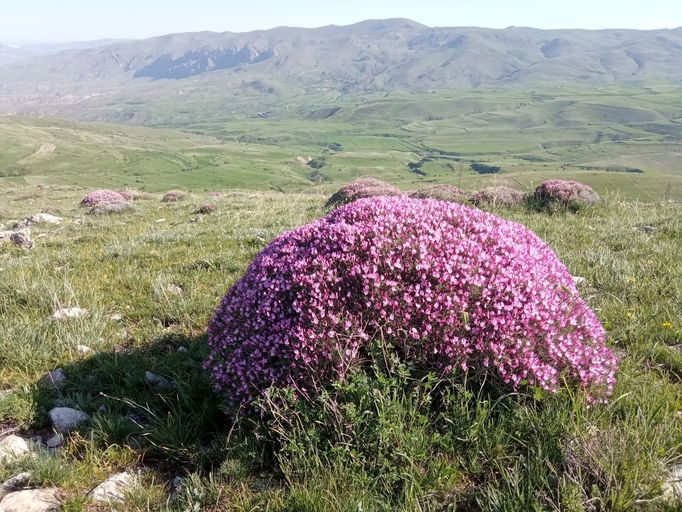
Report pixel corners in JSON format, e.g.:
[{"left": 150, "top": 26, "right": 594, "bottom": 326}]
[{"left": 0, "top": 184, "right": 680, "bottom": 510}]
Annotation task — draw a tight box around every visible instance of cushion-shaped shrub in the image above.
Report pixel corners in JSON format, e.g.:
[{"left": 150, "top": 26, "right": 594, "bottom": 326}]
[
  {"left": 534, "top": 180, "right": 599, "bottom": 209},
  {"left": 88, "top": 201, "right": 134, "bottom": 215},
  {"left": 162, "top": 190, "right": 187, "bottom": 203},
  {"left": 471, "top": 186, "right": 526, "bottom": 207},
  {"left": 80, "top": 190, "right": 126, "bottom": 207},
  {"left": 326, "top": 177, "right": 401, "bottom": 207},
  {"left": 118, "top": 189, "right": 152, "bottom": 201},
  {"left": 206, "top": 196, "right": 617, "bottom": 410},
  {"left": 409, "top": 184, "right": 467, "bottom": 203}
]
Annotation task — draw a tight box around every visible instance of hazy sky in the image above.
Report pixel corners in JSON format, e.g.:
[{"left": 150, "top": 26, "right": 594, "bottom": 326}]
[{"left": 2, "top": 0, "right": 681, "bottom": 44}]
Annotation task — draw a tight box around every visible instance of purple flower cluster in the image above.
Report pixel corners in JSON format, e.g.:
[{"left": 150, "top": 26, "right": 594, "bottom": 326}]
[
  {"left": 534, "top": 180, "right": 599, "bottom": 207},
  {"left": 206, "top": 196, "right": 617, "bottom": 409},
  {"left": 80, "top": 190, "right": 127, "bottom": 207}
]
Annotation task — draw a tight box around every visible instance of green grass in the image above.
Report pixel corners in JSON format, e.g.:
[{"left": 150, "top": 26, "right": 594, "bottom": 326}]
[
  {"left": 0, "top": 185, "right": 680, "bottom": 510},
  {"left": 2, "top": 84, "right": 682, "bottom": 200}
]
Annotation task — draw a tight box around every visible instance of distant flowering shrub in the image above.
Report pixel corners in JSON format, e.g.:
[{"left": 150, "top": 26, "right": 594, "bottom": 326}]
[
  {"left": 162, "top": 190, "right": 187, "bottom": 202},
  {"left": 117, "top": 190, "right": 134, "bottom": 201},
  {"left": 206, "top": 196, "right": 617, "bottom": 410},
  {"left": 534, "top": 180, "right": 599, "bottom": 209},
  {"left": 471, "top": 186, "right": 526, "bottom": 207},
  {"left": 326, "top": 177, "right": 401, "bottom": 207},
  {"left": 410, "top": 184, "right": 467, "bottom": 203},
  {"left": 80, "top": 190, "right": 126, "bottom": 207},
  {"left": 118, "top": 189, "right": 152, "bottom": 201}
]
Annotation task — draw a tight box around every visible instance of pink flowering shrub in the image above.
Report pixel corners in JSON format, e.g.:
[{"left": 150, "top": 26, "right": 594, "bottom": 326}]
[
  {"left": 206, "top": 196, "right": 617, "bottom": 410},
  {"left": 409, "top": 184, "right": 467, "bottom": 203},
  {"left": 471, "top": 186, "right": 526, "bottom": 207},
  {"left": 534, "top": 180, "right": 599, "bottom": 209},
  {"left": 326, "top": 177, "right": 402, "bottom": 207},
  {"left": 162, "top": 190, "right": 187, "bottom": 202},
  {"left": 80, "top": 190, "right": 126, "bottom": 207}
]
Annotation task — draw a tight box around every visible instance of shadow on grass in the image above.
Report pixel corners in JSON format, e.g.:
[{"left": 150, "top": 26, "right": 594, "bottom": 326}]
[{"left": 22, "top": 331, "right": 271, "bottom": 476}]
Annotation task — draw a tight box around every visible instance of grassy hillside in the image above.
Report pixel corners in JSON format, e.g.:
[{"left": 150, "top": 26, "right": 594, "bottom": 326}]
[
  {"left": 0, "top": 185, "right": 680, "bottom": 510},
  {"left": 1, "top": 85, "right": 682, "bottom": 200}
]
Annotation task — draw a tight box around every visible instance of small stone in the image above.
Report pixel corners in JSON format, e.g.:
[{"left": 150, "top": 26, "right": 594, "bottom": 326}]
[
  {"left": 0, "top": 472, "right": 32, "bottom": 500},
  {"left": 45, "top": 434, "right": 63, "bottom": 449},
  {"left": 167, "top": 284, "right": 183, "bottom": 295},
  {"left": 638, "top": 225, "right": 657, "bottom": 234},
  {"left": 177, "top": 346, "right": 187, "bottom": 353},
  {"left": 28, "top": 214, "right": 62, "bottom": 225},
  {"left": 110, "top": 313, "right": 123, "bottom": 321},
  {"left": 170, "top": 476, "right": 184, "bottom": 490},
  {"left": 48, "top": 407, "right": 90, "bottom": 433},
  {"left": 40, "top": 369, "right": 67, "bottom": 390},
  {"left": 52, "top": 307, "right": 88, "bottom": 320},
  {"left": 571, "top": 276, "right": 586, "bottom": 286},
  {"left": 154, "top": 218, "right": 166, "bottom": 223},
  {"left": 0, "top": 436, "right": 30, "bottom": 463},
  {"left": 144, "top": 371, "right": 175, "bottom": 390},
  {"left": 88, "top": 471, "right": 137, "bottom": 504},
  {"left": 663, "top": 464, "right": 682, "bottom": 502},
  {"left": 10, "top": 229, "right": 34, "bottom": 250},
  {"left": 0, "top": 488, "right": 61, "bottom": 512},
  {"left": 75, "top": 345, "right": 93, "bottom": 356}
]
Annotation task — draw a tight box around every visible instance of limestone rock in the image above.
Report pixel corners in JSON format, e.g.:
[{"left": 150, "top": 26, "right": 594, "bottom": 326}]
[
  {"left": 144, "top": 371, "right": 176, "bottom": 390},
  {"left": 48, "top": 407, "right": 90, "bottom": 433},
  {"left": 663, "top": 464, "right": 682, "bottom": 502},
  {"left": 0, "top": 436, "right": 31, "bottom": 463},
  {"left": 0, "top": 488, "right": 61, "bottom": 512},
  {"left": 88, "top": 471, "right": 137, "bottom": 504},
  {"left": 40, "top": 369, "right": 67, "bottom": 390},
  {"left": 52, "top": 308, "right": 88, "bottom": 320},
  {"left": 10, "top": 229, "right": 34, "bottom": 250},
  {"left": 0, "top": 472, "right": 32, "bottom": 500},
  {"left": 28, "top": 214, "right": 62, "bottom": 225}
]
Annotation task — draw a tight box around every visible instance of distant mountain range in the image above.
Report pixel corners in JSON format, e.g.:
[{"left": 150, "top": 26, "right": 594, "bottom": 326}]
[
  {"left": 1, "top": 19, "right": 681, "bottom": 121},
  {"left": 0, "top": 39, "right": 125, "bottom": 66}
]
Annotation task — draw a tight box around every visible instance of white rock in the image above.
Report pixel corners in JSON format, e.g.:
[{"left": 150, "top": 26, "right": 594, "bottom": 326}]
[
  {"left": 52, "top": 308, "right": 88, "bottom": 320},
  {"left": 46, "top": 434, "right": 63, "bottom": 449},
  {"left": 0, "top": 472, "right": 32, "bottom": 500},
  {"left": 110, "top": 313, "right": 123, "bottom": 321},
  {"left": 144, "top": 371, "right": 175, "bottom": 390},
  {"left": 88, "top": 471, "right": 137, "bottom": 504},
  {"left": 176, "top": 346, "right": 187, "bottom": 353},
  {"left": 167, "top": 284, "right": 183, "bottom": 295},
  {"left": 75, "top": 345, "right": 93, "bottom": 356},
  {"left": 154, "top": 218, "right": 166, "bottom": 223},
  {"left": 663, "top": 464, "right": 682, "bottom": 502},
  {"left": 0, "top": 488, "right": 61, "bottom": 512},
  {"left": 28, "top": 214, "right": 62, "bottom": 225},
  {"left": 48, "top": 407, "right": 90, "bottom": 433},
  {"left": 0, "top": 436, "right": 31, "bottom": 463},
  {"left": 571, "top": 276, "right": 586, "bottom": 286},
  {"left": 40, "top": 369, "right": 67, "bottom": 390}
]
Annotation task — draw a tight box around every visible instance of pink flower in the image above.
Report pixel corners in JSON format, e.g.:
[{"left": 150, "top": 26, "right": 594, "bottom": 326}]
[{"left": 206, "top": 196, "right": 617, "bottom": 409}]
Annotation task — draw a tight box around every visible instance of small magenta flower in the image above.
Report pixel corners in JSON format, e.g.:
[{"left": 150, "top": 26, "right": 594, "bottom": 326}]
[
  {"left": 206, "top": 196, "right": 618, "bottom": 410},
  {"left": 80, "top": 190, "right": 126, "bottom": 207}
]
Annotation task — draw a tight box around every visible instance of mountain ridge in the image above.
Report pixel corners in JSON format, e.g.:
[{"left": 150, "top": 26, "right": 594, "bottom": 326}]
[{"left": 1, "top": 19, "right": 682, "bottom": 121}]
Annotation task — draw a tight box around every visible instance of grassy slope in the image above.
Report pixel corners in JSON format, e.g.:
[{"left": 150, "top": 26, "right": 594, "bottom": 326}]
[
  {"left": 1, "top": 84, "right": 682, "bottom": 200},
  {"left": 0, "top": 186, "right": 680, "bottom": 510}
]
